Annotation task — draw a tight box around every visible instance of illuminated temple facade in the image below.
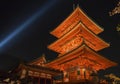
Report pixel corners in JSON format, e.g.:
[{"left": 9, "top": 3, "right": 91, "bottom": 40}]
[
  {"left": 14, "top": 55, "right": 62, "bottom": 84},
  {"left": 45, "top": 7, "right": 117, "bottom": 83},
  {"left": 15, "top": 6, "right": 117, "bottom": 84}
]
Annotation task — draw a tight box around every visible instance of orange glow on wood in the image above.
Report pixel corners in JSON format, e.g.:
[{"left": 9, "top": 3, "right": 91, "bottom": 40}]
[
  {"left": 50, "top": 7, "right": 103, "bottom": 38},
  {"left": 45, "top": 7, "right": 117, "bottom": 82},
  {"left": 48, "top": 23, "right": 109, "bottom": 54},
  {"left": 46, "top": 45, "right": 117, "bottom": 71}
]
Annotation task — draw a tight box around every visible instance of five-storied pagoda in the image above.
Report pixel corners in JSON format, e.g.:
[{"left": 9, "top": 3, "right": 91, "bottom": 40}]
[{"left": 45, "top": 6, "right": 117, "bottom": 83}]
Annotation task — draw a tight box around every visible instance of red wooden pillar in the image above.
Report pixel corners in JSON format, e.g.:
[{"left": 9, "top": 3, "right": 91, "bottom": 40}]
[
  {"left": 45, "top": 78, "right": 46, "bottom": 84},
  {"left": 51, "top": 77, "right": 53, "bottom": 84},
  {"left": 62, "top": 72, "right": 64, "bottom": 84},
  {"left": 38, "top": 77, "right": 40, "bottom": 84},
  {"left": 51, "top": 78, "right": 52, "bottom": 84}
]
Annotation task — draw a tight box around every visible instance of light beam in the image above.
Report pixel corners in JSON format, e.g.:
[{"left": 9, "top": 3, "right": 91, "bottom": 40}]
[{"left": 0, "top": 0, "right": 59, "bottom": 52}]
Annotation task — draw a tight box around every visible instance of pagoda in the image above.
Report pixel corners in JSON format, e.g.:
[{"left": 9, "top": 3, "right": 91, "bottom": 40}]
[{"left": 45, "top": 6, "right": 117, "bottom": 83}]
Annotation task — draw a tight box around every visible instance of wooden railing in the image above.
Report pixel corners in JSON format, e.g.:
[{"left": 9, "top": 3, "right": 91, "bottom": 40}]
[{"left": 69, "top": 75, "right": 91, "bottom": 81}]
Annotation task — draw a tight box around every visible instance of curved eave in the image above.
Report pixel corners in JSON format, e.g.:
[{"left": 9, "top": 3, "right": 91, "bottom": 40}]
[
  {"left": 48, "top": 22, "right": 109, "bottom": 54},
  {"left": 77, "top": 7, "right": 104, "bottom": 35},
  {"left": 80, "top": 22, "right": 109, "bottom": 51},
  {"left": 46, "top": 44, "right": 86, "bottom": 66},
  {"left": 46, "top": 45, "right": 117, "bottom": 71},
  {"left": 19, "top": 64, "right": 62, "bottom": 76},
  {"left": 50, "top": 7, "right": 103, "bottom": 38},
  {"left": 85, "top": 46, "right": 117, "bottom": 70},
  {"left": 48, "top": 22, "right": 81, "bottom": 53}
]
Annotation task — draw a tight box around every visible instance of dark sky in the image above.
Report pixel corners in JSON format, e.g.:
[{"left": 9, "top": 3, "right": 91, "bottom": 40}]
[{"left": 0, "top": 0, "right": 120, "bottom": 76}]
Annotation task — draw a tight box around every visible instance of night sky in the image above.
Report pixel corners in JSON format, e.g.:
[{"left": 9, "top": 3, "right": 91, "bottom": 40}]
[{"left": 0, "top": 0, "right": 120, "bottom": 76}]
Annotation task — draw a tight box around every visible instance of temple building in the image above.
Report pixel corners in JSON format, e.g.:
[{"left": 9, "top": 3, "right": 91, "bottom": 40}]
[
  {"left": 13, "top": 55, "right": 62, "bottom": 84},
  {"left": 45, "top": 6, "right": 117, "bottom": 83},
  {"left": 12, "top": 6, "right": 117, "bottom": 84}
]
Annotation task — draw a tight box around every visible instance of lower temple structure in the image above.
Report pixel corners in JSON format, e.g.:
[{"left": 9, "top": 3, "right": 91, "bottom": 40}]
[{"left": 14, "top": 63, "right": 62, "bottom": 84}]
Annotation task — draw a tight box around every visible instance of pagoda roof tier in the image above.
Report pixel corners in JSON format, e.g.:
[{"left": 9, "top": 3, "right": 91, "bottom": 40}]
[
  {"left": 48, "top": 23, "right": 109, "bottom": 54},
  {"left": 46, "top": 45, "right": 117, "bottom": 71},
  {"left": 50, "top": 7, "right": 103, "bottom": 38}
]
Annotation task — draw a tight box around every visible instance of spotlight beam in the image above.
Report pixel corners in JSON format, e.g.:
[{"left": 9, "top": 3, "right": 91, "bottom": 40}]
[{"left": 0, "top": 0, "right": 59, "bottom": 52}]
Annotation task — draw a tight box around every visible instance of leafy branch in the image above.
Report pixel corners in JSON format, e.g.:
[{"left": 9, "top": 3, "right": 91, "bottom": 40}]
[{"left": 116, "top": 24, "right": 120, "bottom": 32}]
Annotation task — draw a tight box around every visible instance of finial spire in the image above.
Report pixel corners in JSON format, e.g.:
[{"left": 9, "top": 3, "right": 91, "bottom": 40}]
[
  {"left": 77, "top": 4, "right": 79, "bottom": 7},
  {"left": 73, "top": 0, "right": 79, "bottom": 10},
  {"left": 73, "top": 4, "right": 75, "bottom": 10}
]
